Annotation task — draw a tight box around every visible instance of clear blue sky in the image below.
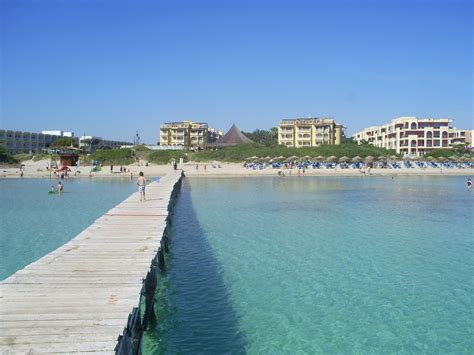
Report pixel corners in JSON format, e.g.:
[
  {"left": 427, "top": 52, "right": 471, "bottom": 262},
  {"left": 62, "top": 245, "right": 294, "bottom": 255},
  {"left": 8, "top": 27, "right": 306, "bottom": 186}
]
[{"left": 1, "top": 0, "right": 472, "bottom": 143}]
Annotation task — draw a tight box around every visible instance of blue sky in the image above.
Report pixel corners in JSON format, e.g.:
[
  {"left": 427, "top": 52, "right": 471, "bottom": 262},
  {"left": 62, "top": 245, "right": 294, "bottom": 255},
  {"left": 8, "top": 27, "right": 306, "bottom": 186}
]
[{"left": 1, "top": 0, "right": 472, "bottom": 143}]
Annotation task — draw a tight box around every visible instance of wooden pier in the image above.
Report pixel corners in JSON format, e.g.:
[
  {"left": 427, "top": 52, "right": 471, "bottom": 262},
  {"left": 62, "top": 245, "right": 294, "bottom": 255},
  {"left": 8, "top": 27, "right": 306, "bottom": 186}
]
[{"left": 0, "top": 171, "right": 183, "bottom": 354}]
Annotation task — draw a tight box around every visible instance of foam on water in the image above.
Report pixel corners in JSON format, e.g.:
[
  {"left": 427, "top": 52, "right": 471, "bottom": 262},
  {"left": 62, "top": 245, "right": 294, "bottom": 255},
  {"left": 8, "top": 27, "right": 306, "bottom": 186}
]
[{"left": 147, "top": 176, "right": 473, "bottom": 354}]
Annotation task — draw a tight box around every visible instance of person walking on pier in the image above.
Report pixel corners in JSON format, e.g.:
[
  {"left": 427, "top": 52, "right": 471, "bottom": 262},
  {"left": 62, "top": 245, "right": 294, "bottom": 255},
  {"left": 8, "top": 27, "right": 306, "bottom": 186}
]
[{"left": 137, "top": 172, "right": 146, "bottom": 201}]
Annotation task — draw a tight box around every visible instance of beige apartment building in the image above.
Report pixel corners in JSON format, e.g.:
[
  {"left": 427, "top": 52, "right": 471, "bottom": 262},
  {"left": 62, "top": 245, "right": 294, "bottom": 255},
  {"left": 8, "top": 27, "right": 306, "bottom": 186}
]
[
  {"left": 159, "top": 121, "right": 209, "bottom": 149},
  {"left": 278, "top": 118, "right": 345, "bottom": 148},
  {"left": 352, "top": 116, "right": 468, "bottom": 156}
]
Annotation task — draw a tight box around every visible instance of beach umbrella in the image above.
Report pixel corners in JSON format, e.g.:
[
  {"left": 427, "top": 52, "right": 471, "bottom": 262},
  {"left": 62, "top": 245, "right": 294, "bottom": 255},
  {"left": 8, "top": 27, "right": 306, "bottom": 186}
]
[
  {"left": 449, "top": 155, "right": 458, "bottom": 161},
  {"left": 426, "top": 156, "right": 435, "bottom": 162},
  {"left": 378, "top": 156, "right": 387, "bottom": 161},
  {"left": 351, "top": 156, "right": 362, "bottom": 162},
  {"left": 389, "top": 155, "right": 399, "bottom": 161},
  {"left": 339, "top": 156, "right": 349, "bottom": 163},
  {"left": 277, "top": 155, "right": 286, "bottom": 160},
  {"left": 326, "top": 155, "right": 337, "bottom": 162},
  {"left": 288, "top": 155, "right": 298, "bottom": 160},
  {"left": 437, "top": 156, "right": 447, "bottom": 162},
  {"left": 304, "top": 155, "right": 311, "bottom": 159},
  {"left": 314, "top": 155, "right": 325, "bottom": 161},
  {"left": 365, "top": 156, "right": 374, "bottom": 162}
]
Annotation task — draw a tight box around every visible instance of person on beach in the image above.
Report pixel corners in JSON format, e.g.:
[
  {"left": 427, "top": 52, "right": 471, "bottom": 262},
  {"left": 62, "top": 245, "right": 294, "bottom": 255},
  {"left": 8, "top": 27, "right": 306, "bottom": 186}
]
[
  {"left": 468, "top": 178, "right": 472, "bottom": 190},
  {"left": 137, "top": 172, "right": 146, "bottom": 201}
]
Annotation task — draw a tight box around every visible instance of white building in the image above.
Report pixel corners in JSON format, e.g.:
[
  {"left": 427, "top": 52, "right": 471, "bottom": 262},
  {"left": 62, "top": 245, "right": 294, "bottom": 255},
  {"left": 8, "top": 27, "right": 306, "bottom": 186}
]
[
  {"left": 41, "top": 130, "right": 74, "bottom": 137},
  {"left": 352, "top": 116, "right": 467, "bottom": 156},
  {"left": 0, "top": 129, "right": 56, "bottom": 154},
  {"left": 79, "top": 135, "right": 132, "bottom": 152}
]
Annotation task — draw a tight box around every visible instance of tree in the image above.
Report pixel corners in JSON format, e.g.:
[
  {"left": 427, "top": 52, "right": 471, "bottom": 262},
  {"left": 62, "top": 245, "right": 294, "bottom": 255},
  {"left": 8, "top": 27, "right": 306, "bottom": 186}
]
[
  {"left": 242, "top": 128, "right": 278, "bottom": 146},
  {"left": 51, "top": 137, "right": 78, "bottom": 148}
]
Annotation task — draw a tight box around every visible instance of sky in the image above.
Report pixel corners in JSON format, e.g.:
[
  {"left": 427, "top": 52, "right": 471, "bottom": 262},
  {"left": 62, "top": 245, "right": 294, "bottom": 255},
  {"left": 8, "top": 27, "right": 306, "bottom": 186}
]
[{"left": 1, "top": 0, "right": 472, "bottom": 144}]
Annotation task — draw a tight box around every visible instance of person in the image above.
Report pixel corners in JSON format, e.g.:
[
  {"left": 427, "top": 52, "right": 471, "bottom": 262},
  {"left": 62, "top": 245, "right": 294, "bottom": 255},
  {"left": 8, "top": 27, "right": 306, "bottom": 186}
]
[
  {"left": 58, "top": 181, "right": 64, "bottom": 194},
  {"left": 50, "top": 185, "right": 56, "bottom": 193},
  {"left": 468, "top": 178, "right": 472, "bottom": 190},
  {"left": 137, "top": 171, "right": 146, "bottom": 201},
  {"left": 110, "top": 164, "right": 113, "bottom": 174}
]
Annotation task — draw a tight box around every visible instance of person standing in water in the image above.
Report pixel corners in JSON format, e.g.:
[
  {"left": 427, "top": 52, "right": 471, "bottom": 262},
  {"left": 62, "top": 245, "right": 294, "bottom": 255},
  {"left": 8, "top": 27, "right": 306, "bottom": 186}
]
[
  {"left": 468, "top": 177, "right": 472, "bottom": 191},
  {"left": 58, "top": 181, "right": 64, "bottom": 194},
  {"left": 137, "top": 172, "right": 146, "bottom": 201}
]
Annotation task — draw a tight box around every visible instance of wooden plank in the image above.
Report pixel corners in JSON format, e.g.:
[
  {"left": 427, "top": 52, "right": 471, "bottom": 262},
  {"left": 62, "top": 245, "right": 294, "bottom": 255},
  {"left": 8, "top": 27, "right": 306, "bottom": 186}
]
[{"left": 0, "top": 171, "right": 182, "bottom": 353}]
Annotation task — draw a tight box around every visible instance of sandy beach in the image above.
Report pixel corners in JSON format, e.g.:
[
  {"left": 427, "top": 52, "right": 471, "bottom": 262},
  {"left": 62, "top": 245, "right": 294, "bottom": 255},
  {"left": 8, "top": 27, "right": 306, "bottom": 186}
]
[{"left": 1, "top": 159, "right": 472, "bottom": 179}]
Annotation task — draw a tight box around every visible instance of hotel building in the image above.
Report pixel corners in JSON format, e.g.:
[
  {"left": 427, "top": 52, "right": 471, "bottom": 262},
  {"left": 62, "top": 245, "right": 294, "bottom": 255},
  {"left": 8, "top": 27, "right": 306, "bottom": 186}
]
[
  {"left": 0, "top": 130, "right": 57, "bottom": 154},
  {"left": 278, "top": 118, "right": 345, "bottom": 147},
  {"left": 78, "top": 135, "right": 132, "bottom": 153},
  {"left": 159, "top": 121, "right": 209, "bottom": 149},
  {"left": 352, "top": 116, "right": 468, "bottom": 156}
]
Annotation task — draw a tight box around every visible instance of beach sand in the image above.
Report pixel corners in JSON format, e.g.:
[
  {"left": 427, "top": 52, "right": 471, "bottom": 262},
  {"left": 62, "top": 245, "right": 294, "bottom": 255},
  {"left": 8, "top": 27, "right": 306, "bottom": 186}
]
[{"left": 1, "top": 159, "right": 471, "bottom": 179}]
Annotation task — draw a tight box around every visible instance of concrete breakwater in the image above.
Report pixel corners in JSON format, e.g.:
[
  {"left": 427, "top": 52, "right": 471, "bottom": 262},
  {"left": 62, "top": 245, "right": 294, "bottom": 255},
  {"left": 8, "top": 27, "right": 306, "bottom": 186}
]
[{"left": 0, "top": 171, "right": 183, "bottom": 354}]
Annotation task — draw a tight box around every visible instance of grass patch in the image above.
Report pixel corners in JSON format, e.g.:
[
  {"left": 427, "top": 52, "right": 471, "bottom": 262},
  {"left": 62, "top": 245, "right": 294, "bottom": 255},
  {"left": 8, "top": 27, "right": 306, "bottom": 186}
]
[
  {"left": 148, "top": 150, "right": 187, "bottom": 164},
  {"left": 89, "top": 149, "right": 135, "bottom": 165}
]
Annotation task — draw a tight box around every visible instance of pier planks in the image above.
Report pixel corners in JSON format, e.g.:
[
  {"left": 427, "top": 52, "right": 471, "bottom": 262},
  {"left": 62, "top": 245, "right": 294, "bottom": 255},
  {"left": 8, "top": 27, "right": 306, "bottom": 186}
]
[{"left": 0, "top": 171, "right": 182, "bottom": 354}]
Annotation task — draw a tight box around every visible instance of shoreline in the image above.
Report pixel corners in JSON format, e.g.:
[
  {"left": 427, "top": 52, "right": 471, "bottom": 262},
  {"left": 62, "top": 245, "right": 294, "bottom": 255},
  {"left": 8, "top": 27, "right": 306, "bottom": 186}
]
[{"left": 1, "top": 159, "right": 472, "bottom": 179}]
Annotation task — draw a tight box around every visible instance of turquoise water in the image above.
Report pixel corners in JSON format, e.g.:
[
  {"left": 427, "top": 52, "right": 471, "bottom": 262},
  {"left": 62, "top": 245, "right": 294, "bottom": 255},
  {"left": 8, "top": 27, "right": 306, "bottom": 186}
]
[
  {"left": 147, "top": 176, "right": 473, "bottom": 354},
  {"left": 0, "top": 178, "right": 136, "bottom": 280}
]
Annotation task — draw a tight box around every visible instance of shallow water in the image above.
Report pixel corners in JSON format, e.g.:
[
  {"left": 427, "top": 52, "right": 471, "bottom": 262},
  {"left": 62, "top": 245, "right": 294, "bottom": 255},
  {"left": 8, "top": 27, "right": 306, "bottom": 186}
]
[
  {"left": 0, "top": 178, "right": 136, "bottom": 280},
  {"left": 145, "top": 176, "right": 473, "bottom": 354}
]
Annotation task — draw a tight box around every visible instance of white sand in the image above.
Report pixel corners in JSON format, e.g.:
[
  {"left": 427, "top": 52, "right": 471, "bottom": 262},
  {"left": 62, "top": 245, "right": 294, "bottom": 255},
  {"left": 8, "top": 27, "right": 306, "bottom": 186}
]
[{"left": 1, "top": 159, "right": 471, "bottom": 179}]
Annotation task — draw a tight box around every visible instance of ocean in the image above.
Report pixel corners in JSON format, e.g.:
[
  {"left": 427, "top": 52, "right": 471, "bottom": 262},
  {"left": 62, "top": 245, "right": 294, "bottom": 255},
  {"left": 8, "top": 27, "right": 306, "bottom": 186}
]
[{"left": 144, "top": 176, "right": 473, "bottom": 354}]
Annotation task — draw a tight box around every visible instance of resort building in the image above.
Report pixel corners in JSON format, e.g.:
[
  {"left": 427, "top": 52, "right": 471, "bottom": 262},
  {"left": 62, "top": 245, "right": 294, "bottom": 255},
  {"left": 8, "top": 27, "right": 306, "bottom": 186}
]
[
  {"left": 79, "top": 135, "right": 132, "bottom": 153},
  {"left": 159, "top": 121, "right": 209, "bottom": 149},
  {"left": 352, "top": 116, "right": 468, "bottom": 156},
  {"left": 278, "top": 118, "right": 345, "bottom": 147},
  {"left": 0, "top": 129, "right": 57, "bottom": 154},
  {"left": 41, "top": 130, "right": 74, "bottom": 138}
]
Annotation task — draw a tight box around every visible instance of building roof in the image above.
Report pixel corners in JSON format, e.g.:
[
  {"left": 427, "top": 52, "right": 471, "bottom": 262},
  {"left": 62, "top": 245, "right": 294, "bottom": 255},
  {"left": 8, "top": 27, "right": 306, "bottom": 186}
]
[{"left": 212, "top": 124, "right": 253, "bottom": 146}]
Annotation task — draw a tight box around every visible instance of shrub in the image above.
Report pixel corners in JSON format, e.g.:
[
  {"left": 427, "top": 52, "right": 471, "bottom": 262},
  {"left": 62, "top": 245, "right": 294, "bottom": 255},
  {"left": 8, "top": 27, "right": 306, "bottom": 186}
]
[{"left": 0, "top": 146, "right": 18, "bottom": 164}]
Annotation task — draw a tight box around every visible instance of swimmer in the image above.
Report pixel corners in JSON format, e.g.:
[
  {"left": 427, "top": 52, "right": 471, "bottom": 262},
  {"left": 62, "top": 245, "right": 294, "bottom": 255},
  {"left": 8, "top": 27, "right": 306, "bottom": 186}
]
[{"left": 468, "top": 178, "right": 472, "bottom": 190}]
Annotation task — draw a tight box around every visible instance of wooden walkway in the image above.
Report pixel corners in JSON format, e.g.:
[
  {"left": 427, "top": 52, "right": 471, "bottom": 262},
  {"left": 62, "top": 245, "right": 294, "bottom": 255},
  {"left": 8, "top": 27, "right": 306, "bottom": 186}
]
[{"left": 0, "top": 171, "right": 182, "bottom": 354}]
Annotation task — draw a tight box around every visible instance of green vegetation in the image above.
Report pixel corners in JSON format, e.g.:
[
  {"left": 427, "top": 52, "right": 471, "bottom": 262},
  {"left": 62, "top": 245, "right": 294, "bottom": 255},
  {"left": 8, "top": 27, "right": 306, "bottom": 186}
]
[
  {"left": 148, "top": 150, "right": 187, "bottom": 164},
  {"left": 424, "top": 146, "right": 471, "bottom": 159},
  {"left": 13, "top": 153, "right": 33, "bottom": 162},
  {"left": 242, "top": 128, "right": 278, "bottom": 146},
  {"left": 188, "top": 141, "right": 399, "bottom": 162},
  {"left": 51, "top": 137, "right": 78, "bottom": 148},
  {"left": 0, "top": 147, "right": 18, "bottom": 164},
  {"left": 89, "top": 149, "right": 135, "bottom": 165}
]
